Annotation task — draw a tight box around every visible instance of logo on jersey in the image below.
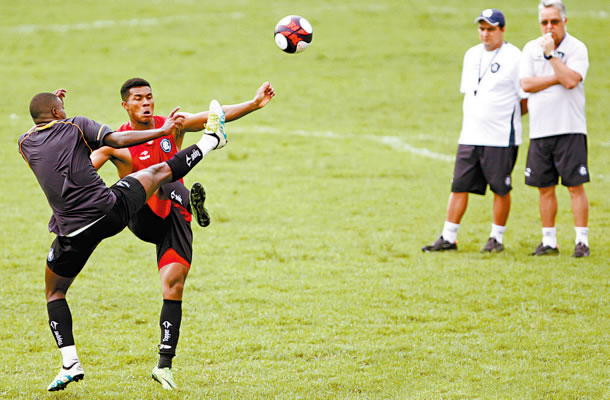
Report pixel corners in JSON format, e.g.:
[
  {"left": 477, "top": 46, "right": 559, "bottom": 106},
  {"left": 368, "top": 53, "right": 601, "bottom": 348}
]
[
  {"left": 578, "top": 165, "right": 588, "bottom": 177},
  {"left": 491, "top": 63, "right": 500, "bottom": 73},
  {"left": 47, "top": 247, "right": 55, "bottom": 262},
  {"left": 558, "top": 51, "right": 565, "bottom": 59},
  {"left": 505, "top": 176, "right": 511, "bottom": 186},
  {"left": 170, "top": 190, "right": 183, "bottom": 205},
  {"left": 139, "top": 150, "right": 151, "bottom": 161},
  {"left": 116, "top": 179, "right": 131, "bottom": 188},
  {"left": 525, "top": 167, "right": 532, "bottom": 177},
  {"left": 160, "top": 138, "right": 172, "bottom": 153}
]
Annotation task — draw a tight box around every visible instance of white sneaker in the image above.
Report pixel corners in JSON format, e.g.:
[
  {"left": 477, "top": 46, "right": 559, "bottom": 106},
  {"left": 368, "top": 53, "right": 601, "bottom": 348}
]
[
  {"left": 47, "top": 362, "right": 84, "bottom": 391},
  {"left": 204, "top": 99, "right": 226, "bottom": 149}
]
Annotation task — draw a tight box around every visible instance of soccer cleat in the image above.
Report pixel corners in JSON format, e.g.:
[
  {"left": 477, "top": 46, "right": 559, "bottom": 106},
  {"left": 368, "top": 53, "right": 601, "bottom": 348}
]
[
  {"left": 190, "top": 182, "right": 210, "bottom": 227},
  {"left": 204, "top": 99, "right": 226, "bottom": 149},
  {"left": 480, "top": 237, "right": 504, "bottom": 253},
  {"left": 572, "top": 242, "right": 590, "bottom": 258},
  {"left": 422, "top": 236, "right": 457, "bottom": 252},
  {"left": 47, "top": 362, "right": 84, "bottom": 391},
  {"left": 531, "top": 243, "right": 559, "bottom": 256},
  {"left": 152, "top": 366, "right": 178, "bottom": 390}
]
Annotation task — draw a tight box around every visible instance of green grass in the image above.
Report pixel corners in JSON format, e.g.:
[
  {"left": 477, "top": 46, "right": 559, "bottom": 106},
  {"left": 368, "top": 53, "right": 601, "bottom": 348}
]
[{"left": 0, "top": 0, "right": 608, "bottom": 399}]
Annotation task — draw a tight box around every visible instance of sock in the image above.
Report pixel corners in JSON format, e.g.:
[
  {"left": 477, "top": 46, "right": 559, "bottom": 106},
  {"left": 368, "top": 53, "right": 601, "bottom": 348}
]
[
  {"left": 441, "top": 221, "right": 460, "bottom": 244},
  {"left": 59, "top": 345, "right": 80, "bottom": 368},
  {"left": 574, "top": 226, "right": 589, "bottom": 246},
  {"left": 158, "top": 299, "right": 182, "bottom": 369},
  {"left": 490, "top": 224, "right": 506, "bottom": 244},
  {"left": 47, "top": 299, "right": 76, "bottom": 363},
  {"left": 165, "top": 144, "right": 205, "bottom": 182},
  {"left": 197, "top": 134, "right": 220, "bottom": 153},
  {"left": 542, "top": 227, "right": 557, "bottom": 248}
]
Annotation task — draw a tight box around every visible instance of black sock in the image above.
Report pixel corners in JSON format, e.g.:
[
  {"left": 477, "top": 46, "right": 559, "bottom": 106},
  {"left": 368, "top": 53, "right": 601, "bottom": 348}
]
[
  {"left": 158, "top": 299, "right": 182, "bottom": 368},
  {"left": 47, "top": 299, "right": 75, "bottom": 348},
  {"left": 165, "top": 145, "right": 204, "bottom": 182}
]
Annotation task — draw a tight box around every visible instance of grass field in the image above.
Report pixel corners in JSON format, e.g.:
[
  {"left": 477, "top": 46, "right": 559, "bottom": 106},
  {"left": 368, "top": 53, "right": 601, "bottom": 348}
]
[{"left": 0, "top": 0, "right": 608, "bottom": 398}]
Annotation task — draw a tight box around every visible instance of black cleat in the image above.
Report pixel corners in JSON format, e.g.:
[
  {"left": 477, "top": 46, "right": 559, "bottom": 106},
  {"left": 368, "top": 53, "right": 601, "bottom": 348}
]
[
  {"left": 572, "top": 242, "right": 590, "bottom": 258},
  {"left": 531, "top": 243, "right": 559, "bottom": 256},
  {"left": 190, "top": 182, "right": 210, "bottom": 227},
  {"left": 422, "top": 236, "right": 457, "bottom": 252},
  {"left": 481, "top": 237, "right": 504, "bottom": 253}
]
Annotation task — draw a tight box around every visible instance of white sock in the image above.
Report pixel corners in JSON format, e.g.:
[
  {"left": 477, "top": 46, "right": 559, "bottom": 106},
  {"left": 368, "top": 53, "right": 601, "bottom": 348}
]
[
  {"left": 542, "top": 227, "right": 557, "bottom": 248},
  {"left": 574, "top": 226, "right": 589, "bottom": 246},
  {"left": 196, "top": 135, "right": 219, "bottom": 155},
  {"left": 490, "top": 224, "right": 506, "bottom": 244},
  {"left": 59, "top": 345, "right": 79, "bottom": 368},
  {"left": 442, "top": 221, "right": 460, "bottom": 244}
]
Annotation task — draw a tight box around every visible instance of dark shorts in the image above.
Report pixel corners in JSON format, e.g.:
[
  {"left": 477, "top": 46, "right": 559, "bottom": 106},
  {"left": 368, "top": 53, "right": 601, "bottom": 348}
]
[
  {"left": 47, "top": 176, "right": 146, "bottom": 278},
  {"left": 525, "top": 134, "right": 589, "bottom": 188},
  {"left": 128, "top": 202, "right": 193, "bottom": 270},
  {"left": 451, "top": 144, "right": 519, "bottom": 196}
]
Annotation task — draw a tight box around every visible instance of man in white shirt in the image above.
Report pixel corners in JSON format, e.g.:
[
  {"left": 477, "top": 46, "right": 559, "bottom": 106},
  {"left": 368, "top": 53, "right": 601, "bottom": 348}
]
[
  {"left": 520, "top": 0, "right": 590, "bottom": 257},
  {"left": 423, "top": 9, "right": 527, "bottom": 253}
]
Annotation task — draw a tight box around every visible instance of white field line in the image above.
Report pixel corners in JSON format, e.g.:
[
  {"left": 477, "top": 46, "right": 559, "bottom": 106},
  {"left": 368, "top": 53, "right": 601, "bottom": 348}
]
[
  {"left": 231, "top": 126, "right": 455, "bottom": 162},
  {"left": 6, "top": 8, "right": 607, "bottom": 34},
  {"left": 6, "top": 13, "right": 244, "bottom": 34}
]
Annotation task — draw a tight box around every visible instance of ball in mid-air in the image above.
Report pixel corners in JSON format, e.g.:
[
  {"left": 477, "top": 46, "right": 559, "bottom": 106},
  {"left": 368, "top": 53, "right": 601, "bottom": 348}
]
[{"left": 274, "top": 15, "right": 313, "bottom": 54}]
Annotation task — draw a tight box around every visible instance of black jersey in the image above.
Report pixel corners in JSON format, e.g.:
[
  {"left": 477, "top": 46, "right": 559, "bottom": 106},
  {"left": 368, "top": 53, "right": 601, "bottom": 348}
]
[{"left": 19, "top": 116, "right": 115, "bottom": 236}]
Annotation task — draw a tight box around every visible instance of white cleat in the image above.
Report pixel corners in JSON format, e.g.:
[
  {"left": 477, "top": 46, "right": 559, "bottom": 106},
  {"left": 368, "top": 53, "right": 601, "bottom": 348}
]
[
  {"left": 204, "top": 99, "right": 226, "bottom": 149},
  {"left": 47, "top": 362, "right": 84, "bottom": 391}
]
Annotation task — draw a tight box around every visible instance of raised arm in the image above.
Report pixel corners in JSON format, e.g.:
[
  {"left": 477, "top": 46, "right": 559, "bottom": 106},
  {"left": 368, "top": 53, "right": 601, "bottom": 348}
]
[
  {"left": 180, "top": 82, "right": 276, "bottom": 132},
  {"left": 104, "top": 107, "right": 184, "bottom": 148}
]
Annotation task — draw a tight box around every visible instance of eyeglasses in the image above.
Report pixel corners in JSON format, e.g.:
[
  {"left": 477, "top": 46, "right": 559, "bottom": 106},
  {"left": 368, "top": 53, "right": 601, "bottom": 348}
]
[{"left": 540, "top": 19, "right": 562, "bottom": 25}]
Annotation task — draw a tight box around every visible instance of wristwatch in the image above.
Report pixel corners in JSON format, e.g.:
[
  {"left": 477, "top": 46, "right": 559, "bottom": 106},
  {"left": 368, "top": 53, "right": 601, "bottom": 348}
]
[{"left": 544, "top": 50, "right": 559, "bottom": 60}]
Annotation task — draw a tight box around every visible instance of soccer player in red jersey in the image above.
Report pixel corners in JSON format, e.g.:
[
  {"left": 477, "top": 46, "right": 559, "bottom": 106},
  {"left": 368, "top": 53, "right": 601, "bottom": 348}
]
[{"left": 90, "top": 78, "right": 275, "bottom": 390}]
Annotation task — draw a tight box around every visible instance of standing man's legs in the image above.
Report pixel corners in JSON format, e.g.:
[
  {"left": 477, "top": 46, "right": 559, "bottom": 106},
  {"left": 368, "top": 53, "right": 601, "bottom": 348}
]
[{"left": 568, "top": 184, "right": 590, "bottom": 256}]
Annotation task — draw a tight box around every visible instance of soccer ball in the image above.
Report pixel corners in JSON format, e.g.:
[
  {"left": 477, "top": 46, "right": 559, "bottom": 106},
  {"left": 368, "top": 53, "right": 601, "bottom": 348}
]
[{"left": 274, "top": 15, "right": 313, "bottom": 54}]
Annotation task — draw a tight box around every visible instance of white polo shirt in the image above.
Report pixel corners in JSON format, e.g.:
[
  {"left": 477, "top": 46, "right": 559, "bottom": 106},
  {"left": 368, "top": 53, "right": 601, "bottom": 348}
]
[
  {"left": 459, "top": 42, "right": 524, "bottom": 147},
  {"left": 520, "top": 32, "right": 588, "bottom": 139}
]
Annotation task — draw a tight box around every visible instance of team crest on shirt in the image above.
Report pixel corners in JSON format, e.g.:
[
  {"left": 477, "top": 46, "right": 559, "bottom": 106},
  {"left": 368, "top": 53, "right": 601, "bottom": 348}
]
[
  {"left": 160, "top": 138, "right": 172, "bottom": 153},
  {"left": 491, "top": 63, "right": 500, "bottom": 73},
  {"left": 47, "top": 247, "right": 54, "bottom": 262},
  {"left": 578, "top": 165, "right": 588, "bottom": 177}
]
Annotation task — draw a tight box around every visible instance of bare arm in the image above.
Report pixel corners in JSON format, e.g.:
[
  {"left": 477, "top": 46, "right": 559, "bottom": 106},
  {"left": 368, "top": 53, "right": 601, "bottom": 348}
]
[
  {"left": 180, "top": 82, "right": 276, "bottom": 132},
  {"left": 520, "top": 98, "right": 528, "bottom": 116},
  {"left": 547, "top": 57, "right": 582, "bottom": 89},
  {"left": 104, "top": 107, "right": 184, "bottom": 148},
  {"left": 90, "top": 147, "right": 114, "bottom": 170},
  {"left": 520, "top": 75, "right": 560, "bottom": 93}
]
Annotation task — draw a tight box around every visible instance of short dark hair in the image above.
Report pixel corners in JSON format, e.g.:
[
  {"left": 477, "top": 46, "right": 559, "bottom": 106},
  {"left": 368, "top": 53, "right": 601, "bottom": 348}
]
[
  {"left": 120, "top": 78, "right": 151, "bottom": 101},
  {"left": 29, "top": 92, "right": 61, "bottom": 120}
]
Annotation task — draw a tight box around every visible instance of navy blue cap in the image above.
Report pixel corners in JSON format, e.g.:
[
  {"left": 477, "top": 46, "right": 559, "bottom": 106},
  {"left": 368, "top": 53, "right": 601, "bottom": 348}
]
[{"left": 475, "top": 8, "right": 505, "bottom": 28}]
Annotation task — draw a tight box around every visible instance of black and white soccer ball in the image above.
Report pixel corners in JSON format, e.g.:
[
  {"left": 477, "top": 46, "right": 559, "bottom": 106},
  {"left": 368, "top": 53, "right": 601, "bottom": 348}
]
[{"left": 274, "top": 15, "right": 313, "bottom": 54}]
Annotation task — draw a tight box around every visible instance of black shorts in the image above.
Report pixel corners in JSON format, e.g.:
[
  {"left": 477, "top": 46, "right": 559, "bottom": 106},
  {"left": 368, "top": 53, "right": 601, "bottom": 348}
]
[
  {"left": 47, "top": 177, "right": 146, "bottom": 278},
  {"left": 128, "top": 202, "right": 193, "bottom": 270},
  {"left": 525, "top": 134, "right": 589, "bottom": 188},
  {"left": 451, "top": 145, "right": 519, "bottom": 196}
]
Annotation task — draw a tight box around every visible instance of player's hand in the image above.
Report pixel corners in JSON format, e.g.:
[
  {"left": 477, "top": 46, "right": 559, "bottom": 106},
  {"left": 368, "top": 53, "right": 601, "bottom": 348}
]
[
  {"left": 53, "top": 88, "right": 67, "bottom": 105},
  {"left": 541, "top": 32, "right": 554, "bottom": 57},
  {"left": 253, "top": 82, "right": 276, "bottom": 109},
  {"left": 162, "top": 107, "right": 185, "bottom": 135}
]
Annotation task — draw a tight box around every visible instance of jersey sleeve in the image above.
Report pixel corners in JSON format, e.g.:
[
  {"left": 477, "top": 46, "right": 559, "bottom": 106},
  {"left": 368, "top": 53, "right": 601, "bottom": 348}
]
[
  {"left": 519, "top": 41, "right": 536, "bottom": 80},
  {"left": 460, "top": 48, "right": 474, "bottom": 94},
  {"left": 566, "top": 41, "right": 589, "bottom": 82},
  {"left": 74, "top": 116, "right": 114, "bottom": 150}
]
